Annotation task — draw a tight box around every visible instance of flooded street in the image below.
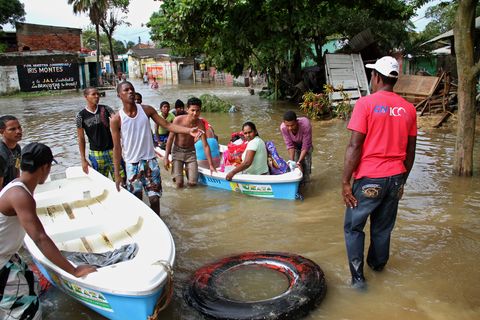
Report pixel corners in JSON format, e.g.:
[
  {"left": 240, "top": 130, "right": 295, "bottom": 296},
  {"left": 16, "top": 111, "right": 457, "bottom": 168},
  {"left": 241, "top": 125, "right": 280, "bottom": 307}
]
[{"left": 1, "top": 80, "right": 479, "bottom": 320}]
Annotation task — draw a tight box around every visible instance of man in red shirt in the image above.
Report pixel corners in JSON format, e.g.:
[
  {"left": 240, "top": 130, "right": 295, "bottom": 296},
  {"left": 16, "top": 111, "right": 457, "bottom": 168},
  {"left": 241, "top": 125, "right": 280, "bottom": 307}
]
[{"left": 342, "top": 56, "right": 417, "bottom": 289}]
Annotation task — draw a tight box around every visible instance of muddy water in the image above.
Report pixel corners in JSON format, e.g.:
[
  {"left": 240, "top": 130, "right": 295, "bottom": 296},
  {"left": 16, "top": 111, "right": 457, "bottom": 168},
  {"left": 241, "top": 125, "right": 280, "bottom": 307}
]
[{"left": 1, "top": 81, "right": 479, "bottom": 320}]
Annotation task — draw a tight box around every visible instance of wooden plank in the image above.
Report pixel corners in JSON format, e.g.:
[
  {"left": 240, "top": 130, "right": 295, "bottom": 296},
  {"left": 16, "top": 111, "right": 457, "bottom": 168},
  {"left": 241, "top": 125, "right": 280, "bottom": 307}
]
[
  {"left": 330, "top": 79, "right": 358, "bottom": 89},
  {"left": 352, "top": 54, "right": 370, "bottom": 94},
  {"left": 394, "top": 75, "right": 440, "bottom": 96},
  {"left": 330, "top": 69, "right": 355, "bottom": 76}
]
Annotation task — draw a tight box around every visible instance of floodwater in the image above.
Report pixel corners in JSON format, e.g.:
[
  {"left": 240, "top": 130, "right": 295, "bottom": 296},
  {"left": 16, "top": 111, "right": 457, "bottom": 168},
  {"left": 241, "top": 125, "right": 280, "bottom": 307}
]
[{"left": 1, "top": 80, "right": 479, "bottom": 320}]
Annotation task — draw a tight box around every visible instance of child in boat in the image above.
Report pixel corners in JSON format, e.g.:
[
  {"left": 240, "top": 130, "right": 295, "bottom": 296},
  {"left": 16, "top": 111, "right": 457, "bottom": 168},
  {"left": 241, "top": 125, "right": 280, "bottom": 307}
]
[
  {"left": 195, "top": 119, "right": 221, "bottom": 169},
  {"left": 0, "top": 143, "right": 96, "bottom": 320}
]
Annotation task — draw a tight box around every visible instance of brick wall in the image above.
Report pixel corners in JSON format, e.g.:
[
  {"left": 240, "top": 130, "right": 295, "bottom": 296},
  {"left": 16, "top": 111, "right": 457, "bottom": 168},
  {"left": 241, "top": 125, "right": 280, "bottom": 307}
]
[{"left": 16, "top": 23, "right": 81, "bottom": 53}]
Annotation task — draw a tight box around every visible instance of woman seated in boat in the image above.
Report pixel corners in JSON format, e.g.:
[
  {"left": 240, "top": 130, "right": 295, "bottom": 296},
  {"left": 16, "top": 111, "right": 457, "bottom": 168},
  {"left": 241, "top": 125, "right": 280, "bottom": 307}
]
[
  {"left": 226, "top": 121, "right": 269, "bottom": 180},
  {"left": 195, "top": 119, "right": 221, "bottom": 169}
]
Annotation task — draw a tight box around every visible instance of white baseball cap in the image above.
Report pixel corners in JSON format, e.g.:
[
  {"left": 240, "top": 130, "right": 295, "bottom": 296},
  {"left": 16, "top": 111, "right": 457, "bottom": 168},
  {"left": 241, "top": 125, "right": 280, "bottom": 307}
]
[{"left": 365, "top": 56, "right": 399, "bottom": 78}]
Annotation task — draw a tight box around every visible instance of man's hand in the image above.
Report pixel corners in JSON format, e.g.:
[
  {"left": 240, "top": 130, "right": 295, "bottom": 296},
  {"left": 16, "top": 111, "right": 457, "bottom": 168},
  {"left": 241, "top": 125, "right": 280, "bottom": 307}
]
[
  {"left": 296, "top": 161, "right": 303, "bottom": 172},
  {"left": 81, "top": 159, "right": 89, "bottom": 174},
  {"left": 342, "top": 182, "right": 357, "bottom": 208},
  {"left": 73, "top": 265, "right": 97, "bottom": 277},
  {"left": 209, "top": 165, "right": 217, "bottom": 175},
  {"left": 226, "top": 171, "right": 235, "bottom": 181},
  {"left": 114, "top": 173, "right": 122, "bottom": 191},
  {"left": 189, "top": 127, "right": 202, "bottom": 139},
  {"left": 164, "top": 158, "right": 171, "bottom": 171}
]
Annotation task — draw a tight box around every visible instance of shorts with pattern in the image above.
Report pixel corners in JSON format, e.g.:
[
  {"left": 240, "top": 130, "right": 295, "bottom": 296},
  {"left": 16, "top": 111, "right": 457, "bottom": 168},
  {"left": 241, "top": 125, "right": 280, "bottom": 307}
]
[
  {"left": 0, "top": 254, "right": 41, "bottom": 320},
  {"left": 172, "top": 145, "right": 198, "bottom": 185},
  {"left": 88, "top": 149, "right": 125, "bottom": 179},
  {"left": 125, "top": 158, "right": 162, "bottom": 198}
]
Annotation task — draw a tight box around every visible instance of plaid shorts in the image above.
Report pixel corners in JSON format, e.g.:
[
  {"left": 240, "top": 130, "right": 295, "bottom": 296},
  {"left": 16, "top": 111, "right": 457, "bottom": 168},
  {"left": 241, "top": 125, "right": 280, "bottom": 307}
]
[
  {"left": 125, "top": 159, "right": 162, "bottom": 198},
  {"left": 0, "top": 254, "right": 41, "bottom": 320},
  {"left": 88, "top": 149, "right": 125, "bottom": 179}
]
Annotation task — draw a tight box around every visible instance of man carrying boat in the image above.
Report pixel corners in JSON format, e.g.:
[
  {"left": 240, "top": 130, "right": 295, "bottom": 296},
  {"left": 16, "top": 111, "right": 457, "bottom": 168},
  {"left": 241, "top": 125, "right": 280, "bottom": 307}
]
[
  {"left": 164, "top": 97, "right": 216, "bottom": 188},
  {"left": 0, "top": 143, "right": 96, "bottom": 320},
  {"left": 111, "top": 82, "right": 200, "bottom": 216},
  {"left": 342, "top": 56, "right": 417, "bottom": 290},
  {"left": 76, "top": 87, "right": 125, "bottom": 182},
  {"left": 280, "top": 111, "right": 313, "bottom": 184},
  {"left": 0, "top": 115, "right": 22, "bottom": 191}
]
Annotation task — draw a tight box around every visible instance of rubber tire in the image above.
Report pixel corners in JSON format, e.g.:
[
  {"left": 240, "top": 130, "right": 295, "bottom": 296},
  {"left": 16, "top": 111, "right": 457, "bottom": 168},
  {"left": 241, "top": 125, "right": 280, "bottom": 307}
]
[{"left": 185, "top": 252, "right": 327, "bottom": 320}]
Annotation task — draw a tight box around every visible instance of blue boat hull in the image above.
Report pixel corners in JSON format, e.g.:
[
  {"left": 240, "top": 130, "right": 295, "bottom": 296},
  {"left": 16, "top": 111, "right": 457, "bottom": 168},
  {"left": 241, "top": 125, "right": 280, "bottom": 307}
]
[
  {"left": 34, "top": 260, "right": 163, "bottom": 320},
  {"left": 198, "top": 173, "right": 300, "bottom": 200}
]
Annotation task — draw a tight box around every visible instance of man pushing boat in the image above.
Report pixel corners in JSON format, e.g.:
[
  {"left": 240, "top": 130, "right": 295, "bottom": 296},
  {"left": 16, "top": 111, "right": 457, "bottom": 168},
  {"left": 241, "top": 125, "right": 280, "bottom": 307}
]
[
  {"left": 111, "top": 82, "right": 200, "bottom": 216},
  {"left": 0, "top": 143, "right": 96, "bottom": 320}
]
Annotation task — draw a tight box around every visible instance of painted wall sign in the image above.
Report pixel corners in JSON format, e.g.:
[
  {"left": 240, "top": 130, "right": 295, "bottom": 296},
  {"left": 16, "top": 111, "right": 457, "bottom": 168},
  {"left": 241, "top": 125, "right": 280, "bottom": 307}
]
[{"left": 17, "top": 63, "right": 79, "bottom": 91}]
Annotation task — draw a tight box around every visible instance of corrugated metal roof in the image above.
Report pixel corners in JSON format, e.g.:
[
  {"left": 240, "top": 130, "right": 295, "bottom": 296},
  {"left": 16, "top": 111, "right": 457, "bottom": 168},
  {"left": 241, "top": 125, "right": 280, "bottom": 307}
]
[
  {"left": 421, "top": 16, "right": 480, "bottom": 46},
  {"left": 128, "top": 48, "right": 171, "bottom": 58}
]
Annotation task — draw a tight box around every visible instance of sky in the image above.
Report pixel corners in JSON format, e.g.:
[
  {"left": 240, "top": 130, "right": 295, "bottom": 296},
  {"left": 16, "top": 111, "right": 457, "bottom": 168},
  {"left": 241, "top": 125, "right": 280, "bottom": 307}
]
[
  {"left": 2, "top": 0, "right": 162, "bottom": 44},
  {"left": 2, "top": 0, "right": 443, "bottom": 44}
]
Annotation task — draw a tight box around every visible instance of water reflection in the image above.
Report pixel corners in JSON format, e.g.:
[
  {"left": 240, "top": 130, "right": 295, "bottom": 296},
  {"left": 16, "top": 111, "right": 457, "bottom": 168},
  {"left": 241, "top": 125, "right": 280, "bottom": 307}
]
[{"left": 1, "top": 81, "right": 479, "bottom": 319}]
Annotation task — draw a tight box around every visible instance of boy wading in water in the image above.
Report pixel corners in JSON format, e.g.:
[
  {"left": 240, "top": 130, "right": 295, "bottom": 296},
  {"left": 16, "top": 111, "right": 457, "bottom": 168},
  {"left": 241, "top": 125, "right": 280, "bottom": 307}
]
[
  {"left": 76, "top": 87, "right": 125, "bottom": 181},
  {"left": 164, "top": 97, "right": 216, "bottom": 188},
  {"left": 110, "top": 82, "right": 200, "bottom": 216}
]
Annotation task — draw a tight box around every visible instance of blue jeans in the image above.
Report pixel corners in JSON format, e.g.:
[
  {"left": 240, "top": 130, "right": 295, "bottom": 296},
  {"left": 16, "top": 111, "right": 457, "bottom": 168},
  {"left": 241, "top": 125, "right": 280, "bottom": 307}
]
[{"left": 344, "top": 174, "right": 404, "bottom": 279}]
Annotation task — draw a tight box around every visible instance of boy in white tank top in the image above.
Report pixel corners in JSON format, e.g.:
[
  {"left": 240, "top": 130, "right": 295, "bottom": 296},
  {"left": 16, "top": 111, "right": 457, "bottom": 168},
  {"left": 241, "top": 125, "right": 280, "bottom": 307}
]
[{"left": 111, "top": 82, "right": 201, "bottom": 216}]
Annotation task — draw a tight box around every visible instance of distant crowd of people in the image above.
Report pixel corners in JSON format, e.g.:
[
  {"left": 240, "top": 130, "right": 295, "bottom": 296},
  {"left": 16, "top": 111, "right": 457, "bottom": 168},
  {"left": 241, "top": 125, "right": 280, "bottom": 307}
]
[{"left": 1, "top": 56, "right": 417, "bottom": 318}]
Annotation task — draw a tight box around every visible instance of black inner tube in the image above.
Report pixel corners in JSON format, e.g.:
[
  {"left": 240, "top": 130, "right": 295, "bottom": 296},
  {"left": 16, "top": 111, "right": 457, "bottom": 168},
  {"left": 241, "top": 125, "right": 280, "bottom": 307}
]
[{"left": 185, "top": 252, "right": 327, "bottom": 320}]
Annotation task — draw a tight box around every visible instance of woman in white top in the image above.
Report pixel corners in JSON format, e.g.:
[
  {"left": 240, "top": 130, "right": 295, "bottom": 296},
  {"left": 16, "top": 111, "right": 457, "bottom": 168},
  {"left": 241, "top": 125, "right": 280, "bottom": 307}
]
[{"left": 226, "top": 121, "right": 269, "bottom": 180}]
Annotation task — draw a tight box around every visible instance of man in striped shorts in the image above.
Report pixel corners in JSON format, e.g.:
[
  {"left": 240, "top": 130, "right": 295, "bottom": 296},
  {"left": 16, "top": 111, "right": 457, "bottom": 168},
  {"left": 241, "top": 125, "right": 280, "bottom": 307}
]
[{"left": 76, "top": 87, "right": 125, "bottom": 181}]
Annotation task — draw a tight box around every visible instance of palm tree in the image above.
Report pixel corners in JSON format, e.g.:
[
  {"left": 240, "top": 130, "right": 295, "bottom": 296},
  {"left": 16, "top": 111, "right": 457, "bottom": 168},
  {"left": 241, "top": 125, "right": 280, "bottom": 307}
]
[{"left": 68, "top": 0, "right": 108, "bottom": 85}]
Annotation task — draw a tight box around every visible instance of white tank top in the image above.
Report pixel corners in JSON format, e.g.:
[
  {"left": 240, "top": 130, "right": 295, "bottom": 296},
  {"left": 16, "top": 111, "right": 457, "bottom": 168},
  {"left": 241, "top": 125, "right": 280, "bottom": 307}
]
[
  {"left": 120, "top": 104, "right": 155, "bottom": 163},
  {"left": 0, "top": 181, "right": 32, "bottom": 269}
]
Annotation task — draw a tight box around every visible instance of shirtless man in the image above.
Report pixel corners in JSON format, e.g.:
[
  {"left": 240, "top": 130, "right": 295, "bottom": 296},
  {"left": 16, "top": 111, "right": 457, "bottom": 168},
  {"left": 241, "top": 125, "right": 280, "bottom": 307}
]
[
  {"left": 110, "top": 82, "right": 200, "bottom": 216},
  {"left": 164, "top": 97, "right": 216, "bottom": 188}
]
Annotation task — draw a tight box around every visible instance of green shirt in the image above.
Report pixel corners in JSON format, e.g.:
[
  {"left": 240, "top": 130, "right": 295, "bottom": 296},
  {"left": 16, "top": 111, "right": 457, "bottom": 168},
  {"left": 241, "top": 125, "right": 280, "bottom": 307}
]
[
  {"left": 242, "top": 136, "right": 269, "bottom": 175},
  {"left": 157, "top": 112, "right": 175, "bottom": 135}
]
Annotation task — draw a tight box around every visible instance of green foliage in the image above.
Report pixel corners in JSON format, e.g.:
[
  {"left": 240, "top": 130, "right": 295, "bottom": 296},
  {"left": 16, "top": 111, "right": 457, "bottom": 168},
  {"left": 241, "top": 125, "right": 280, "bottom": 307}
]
[
  {"left": 199, "top": 94, "right": 233, "bottom": 113},
  {"left": 299, "top": 85, "right": 352, "bottom": 120},
  {"left": 299, "top": 91, "right": 332, "bottom": 119},
  {"left": 148, "top": 0, "right": 417, "bottom": 86},
  {"left": 0, "top": 0, "right": 25, "bottom": 26}
]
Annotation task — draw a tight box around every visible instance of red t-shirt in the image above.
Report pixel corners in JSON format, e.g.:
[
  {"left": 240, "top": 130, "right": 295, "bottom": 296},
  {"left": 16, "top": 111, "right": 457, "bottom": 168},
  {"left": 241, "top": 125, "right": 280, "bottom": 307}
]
[{"left": 347, "top": 91, "right": 417, "bottom": 179}]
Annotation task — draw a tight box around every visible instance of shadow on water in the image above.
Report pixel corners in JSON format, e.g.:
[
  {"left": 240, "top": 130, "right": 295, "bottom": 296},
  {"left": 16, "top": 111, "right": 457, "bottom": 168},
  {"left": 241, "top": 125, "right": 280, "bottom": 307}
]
[{"left": 1, "top": 80, "right": 480, "bottom": 319}]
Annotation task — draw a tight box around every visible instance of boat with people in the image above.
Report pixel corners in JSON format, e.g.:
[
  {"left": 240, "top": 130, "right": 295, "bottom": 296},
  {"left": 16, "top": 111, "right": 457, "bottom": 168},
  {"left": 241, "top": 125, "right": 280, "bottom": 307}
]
[
  {"left": 23, "top": 166, "right": 175, "bottom": 320},
  {"left": 155, "top": 145, "right": 303, "bottom": 200}
]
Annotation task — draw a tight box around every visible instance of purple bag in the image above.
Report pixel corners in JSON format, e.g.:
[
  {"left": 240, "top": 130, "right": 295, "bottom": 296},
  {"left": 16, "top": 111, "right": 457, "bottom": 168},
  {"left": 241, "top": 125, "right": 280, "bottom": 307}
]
[{"left": 266, "top": 141, "right": 289, "bottom": 175}]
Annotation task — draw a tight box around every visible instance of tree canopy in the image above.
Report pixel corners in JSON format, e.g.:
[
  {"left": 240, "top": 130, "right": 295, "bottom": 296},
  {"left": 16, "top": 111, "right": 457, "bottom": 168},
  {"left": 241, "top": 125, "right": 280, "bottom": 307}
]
[
  {"left": 148, "top": 0, "right": 418, "bottom": 78},
  {"left": 0, "top": 0, "right": 25, "bottom": 27},
  {"left": 82, "top": 27, "right": 128, "bottom": 54}
]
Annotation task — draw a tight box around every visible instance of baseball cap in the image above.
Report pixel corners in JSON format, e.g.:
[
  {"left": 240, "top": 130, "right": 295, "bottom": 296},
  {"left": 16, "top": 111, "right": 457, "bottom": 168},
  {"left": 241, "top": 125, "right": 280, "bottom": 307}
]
[
  {"left": 365, "top": 56, "right": 399, "bottom": 78},
  {"left": 21, "top": 142, "right": 57, "bottom": 171}
]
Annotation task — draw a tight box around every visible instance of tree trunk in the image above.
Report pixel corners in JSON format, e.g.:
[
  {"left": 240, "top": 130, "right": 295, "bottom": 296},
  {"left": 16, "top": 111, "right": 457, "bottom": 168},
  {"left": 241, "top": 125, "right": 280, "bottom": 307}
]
[
  {"left": 314, "top": 36, "right": 325, "bottom": 67},
  {"left": 95, "top": 23, "right": 103, "bottom": 86},
  {"left": 453, "top": 0, "right": 478, "bottom": 176},
  {"left": 107, "top": 33, "right": 117, "bottom": 75}
]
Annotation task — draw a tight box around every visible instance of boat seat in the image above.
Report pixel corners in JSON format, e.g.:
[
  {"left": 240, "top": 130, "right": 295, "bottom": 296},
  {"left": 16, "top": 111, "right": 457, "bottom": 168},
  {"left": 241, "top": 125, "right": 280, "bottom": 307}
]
[
  {"left": 35, "top": 187, "right": 107, "bottom": 207},
  {"left": 47, "top": 214, "right": 140, "bottom": 243}
]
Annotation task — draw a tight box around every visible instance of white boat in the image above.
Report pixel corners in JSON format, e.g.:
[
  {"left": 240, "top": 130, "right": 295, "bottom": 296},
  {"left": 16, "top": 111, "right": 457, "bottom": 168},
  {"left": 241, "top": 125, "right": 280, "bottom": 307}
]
[
  {"left": 155, "top": 145, "right": 303, "bottom": 200},
  {"left": 24, "top": 167, "right": 175, "bottom": 320}
]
